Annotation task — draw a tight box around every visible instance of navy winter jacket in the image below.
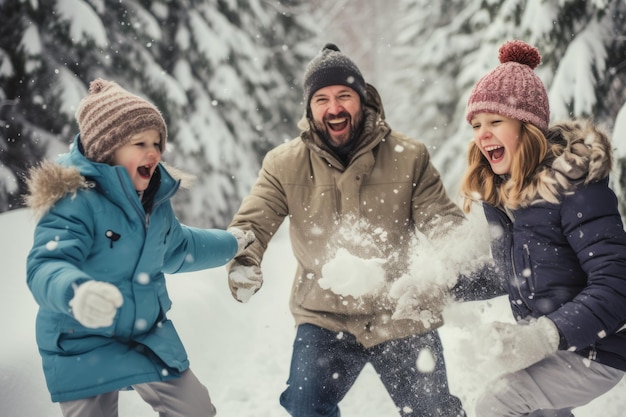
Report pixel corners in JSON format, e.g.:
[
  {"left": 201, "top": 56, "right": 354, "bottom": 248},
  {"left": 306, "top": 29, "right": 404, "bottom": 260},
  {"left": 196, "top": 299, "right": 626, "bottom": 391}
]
[{"left": 479, "top": 120, "right": 626, "bottom": 371}]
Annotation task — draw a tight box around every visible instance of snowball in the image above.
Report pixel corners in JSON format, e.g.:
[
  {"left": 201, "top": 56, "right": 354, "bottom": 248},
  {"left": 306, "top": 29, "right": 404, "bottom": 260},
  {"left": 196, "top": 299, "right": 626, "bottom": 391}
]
[
  {"left": 416, "top": 347, "right": 436, "bottom": 373},
  {"left": 136, "top": 272, "right": 150, "bottom": 285},
  {"left": 318, "top": 248, "right": 386, "bottom": 298}
]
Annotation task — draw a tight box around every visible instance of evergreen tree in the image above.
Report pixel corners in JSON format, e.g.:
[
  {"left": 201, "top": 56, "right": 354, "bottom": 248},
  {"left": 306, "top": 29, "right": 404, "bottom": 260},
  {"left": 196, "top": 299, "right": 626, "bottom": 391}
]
[
  {"left": 3, "top": 0, "right": 624, "bottom": 224},
  {"left": 613, "top": 104, "right": 626, "bottom": 221},
  {"left": 0, "top": 0, "right": 315, "bottom": 227},
  {"left": 388, "top": 0, "right": 626, "bottom": 219}
]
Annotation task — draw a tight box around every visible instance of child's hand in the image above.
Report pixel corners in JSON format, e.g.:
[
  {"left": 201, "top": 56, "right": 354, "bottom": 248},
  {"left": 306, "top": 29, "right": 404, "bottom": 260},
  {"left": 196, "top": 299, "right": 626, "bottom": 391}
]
[
  {"left": 228, "top": 262, "right": 263, "bottom": 303},
  {"left": 228, "top": 227, "right": 256, "bottom": 256},
  {"left": 490, "top": 317, "right": 559, "bottom": 373},
  {"left": 69, "top": 280, "right": 124, "bottom": 328}
]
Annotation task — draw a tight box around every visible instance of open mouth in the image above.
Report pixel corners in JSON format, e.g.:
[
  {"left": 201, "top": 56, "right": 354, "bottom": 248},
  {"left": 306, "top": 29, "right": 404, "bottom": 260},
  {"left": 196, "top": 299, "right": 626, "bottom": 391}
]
[
  {"left": 327, "top": 117, "right": 349, "bottom": 132},
  {"left": 137, "top": 164, "right": 153, "bottom": 179},
  {"left": 325, "top": 111, "right": 351, "bottom": 133},
  {"left": 485, "top": 145, "right": 505, "bottom": 162}
]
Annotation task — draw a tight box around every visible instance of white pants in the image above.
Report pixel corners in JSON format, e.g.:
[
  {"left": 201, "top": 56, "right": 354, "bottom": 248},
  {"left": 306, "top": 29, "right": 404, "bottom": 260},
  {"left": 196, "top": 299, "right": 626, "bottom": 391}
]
[
  {"left": 476, "top": 351, "right": 624, "bottom": 417},
  {"left": 59, "top": 369, "right": 216, "bottom": 417}
]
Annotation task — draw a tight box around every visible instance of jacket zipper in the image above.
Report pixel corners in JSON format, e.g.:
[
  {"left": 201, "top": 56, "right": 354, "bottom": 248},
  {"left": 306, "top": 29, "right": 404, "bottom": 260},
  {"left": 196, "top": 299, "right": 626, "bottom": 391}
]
[
  {"left": 498, "top": 207, "right": 532, "bottom": 311},
  {"left": 510, "top": 244, "right": 531, "bottom": 310},
  {"left": 522, "top": 243, "right": 536, "bottom": 293},
  {"left": 116, "top": 170, "right": 180, "bottom": 229}
]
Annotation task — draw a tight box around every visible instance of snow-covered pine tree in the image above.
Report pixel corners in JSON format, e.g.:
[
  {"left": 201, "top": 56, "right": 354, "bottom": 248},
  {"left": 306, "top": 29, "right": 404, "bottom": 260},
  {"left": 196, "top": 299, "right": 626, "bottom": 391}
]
[
  {"left": 387, "top": 0, "right": 626, "bottom": 223},
  {"left": 0, "top": 0, "right": 71, "bottom": 212},
  {"left": 0, "top": 0, "right": 316, "bottom": 227},
  {"left": 306, "top": 0, "right": 401, "bottom": 90},
  {"left": 613, "top": 103, "right": 626, "bottom": 221},
  {"left": 378, "top": 0, "right": 475, "bottom": 144}
]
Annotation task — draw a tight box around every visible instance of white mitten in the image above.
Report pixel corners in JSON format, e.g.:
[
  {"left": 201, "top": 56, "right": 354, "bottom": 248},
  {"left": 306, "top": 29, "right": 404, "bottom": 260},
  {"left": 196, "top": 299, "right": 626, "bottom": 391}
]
[
  {"left": 492, "top": 316, "right": 560, "bottom": 373},
  {"left": 227, "top": 227, "right": 256, "bottom": 256},
  {"left": 228, "top": 263, "right": 263, "bottom": 303},
  {"left": 69, "top": 281, "right": 124, "bottom": 328}
]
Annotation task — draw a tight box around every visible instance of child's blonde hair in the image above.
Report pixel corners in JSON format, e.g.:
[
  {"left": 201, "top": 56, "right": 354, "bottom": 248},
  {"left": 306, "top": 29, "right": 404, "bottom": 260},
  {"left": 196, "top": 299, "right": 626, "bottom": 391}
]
[{"left": 460, "top": 123, "right": 559, "bottom": 212}]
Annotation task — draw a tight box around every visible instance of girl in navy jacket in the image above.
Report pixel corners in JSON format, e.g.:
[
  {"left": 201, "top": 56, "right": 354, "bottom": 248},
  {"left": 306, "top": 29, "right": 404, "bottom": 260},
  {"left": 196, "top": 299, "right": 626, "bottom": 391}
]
[{"left": 460, "top": 40, "right": 626, "bottom": 416}]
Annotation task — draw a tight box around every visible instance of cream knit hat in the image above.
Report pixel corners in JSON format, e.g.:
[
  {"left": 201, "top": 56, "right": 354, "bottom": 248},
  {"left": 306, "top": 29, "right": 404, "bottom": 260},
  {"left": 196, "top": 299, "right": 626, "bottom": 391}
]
[{"left": 75, "top": 78, "right": 167, "bottom": 163}]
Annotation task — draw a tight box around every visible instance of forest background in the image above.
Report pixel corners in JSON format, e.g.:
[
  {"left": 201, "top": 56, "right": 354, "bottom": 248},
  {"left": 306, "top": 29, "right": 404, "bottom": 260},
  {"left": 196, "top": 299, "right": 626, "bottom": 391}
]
[{"left": 1, "top": 0, "right": 625, "bottom": 227}]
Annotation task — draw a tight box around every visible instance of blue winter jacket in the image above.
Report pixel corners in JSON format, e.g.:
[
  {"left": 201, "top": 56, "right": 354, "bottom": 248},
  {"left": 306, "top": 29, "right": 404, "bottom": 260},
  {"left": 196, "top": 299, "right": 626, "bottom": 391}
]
[
  {"left": 26, "top": 135, "right": 238, "bottom": 402},
  {"left": 480, "top": 120, "right": 626, "bottom": 371}
]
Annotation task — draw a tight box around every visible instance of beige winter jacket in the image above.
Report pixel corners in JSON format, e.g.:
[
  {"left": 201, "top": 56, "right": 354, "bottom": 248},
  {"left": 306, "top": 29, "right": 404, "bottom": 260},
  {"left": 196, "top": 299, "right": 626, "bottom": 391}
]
[{"left": 229, "top": 84, "right": 464, "bottom": 347}]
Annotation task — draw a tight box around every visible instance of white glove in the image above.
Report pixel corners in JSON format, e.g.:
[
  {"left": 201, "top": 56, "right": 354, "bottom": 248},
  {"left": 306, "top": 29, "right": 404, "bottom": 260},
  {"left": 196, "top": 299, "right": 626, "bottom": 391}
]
[
  {"left": 69, "top": 280, "right": 124, "bottom": 328},
  {"left": 228, "top": 263, "right": 263, "bottom": 303},
  {"left": 227, "top": 227, "right": 256, "bottom": 256},
  {"left": 492, "top": 316, "right": 560, "bottom": 374}
]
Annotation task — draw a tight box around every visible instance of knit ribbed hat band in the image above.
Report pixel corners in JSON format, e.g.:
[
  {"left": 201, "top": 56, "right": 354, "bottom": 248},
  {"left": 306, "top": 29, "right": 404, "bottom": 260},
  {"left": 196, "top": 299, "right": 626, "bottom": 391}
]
[
  {"left": 466, "top": 40, "right": 550, "bottom": 134},
  {"left": 75, "top": 78, "right": 167, "bottom": 163},
  {"left": 303, "top": 43, "right": 366, "bottom": 108},
  {"left": 466, "top": 100, "right": 549, "bottom": 134}
]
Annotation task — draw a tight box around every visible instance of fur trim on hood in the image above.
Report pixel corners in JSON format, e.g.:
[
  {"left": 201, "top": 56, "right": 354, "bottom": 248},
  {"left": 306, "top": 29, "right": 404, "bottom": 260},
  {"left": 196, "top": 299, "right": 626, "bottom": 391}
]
[
  {"left": 522, "top": 118, "right": 613, "bottom": 206},
  {"left": 24, "top": 161, "right": 90, "bottom": 220},
  {"left": 24, "top": 160, "right": 194, "bottom": 220},
  {"left": 551, "top": 119, "right": 612, "bottom": 182}
]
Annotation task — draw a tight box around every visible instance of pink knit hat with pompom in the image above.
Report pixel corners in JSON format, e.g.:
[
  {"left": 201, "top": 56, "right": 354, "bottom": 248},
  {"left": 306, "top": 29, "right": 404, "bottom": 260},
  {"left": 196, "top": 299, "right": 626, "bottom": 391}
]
[{"left": 466, "top": 40, "right": 550, "bottom": 134}]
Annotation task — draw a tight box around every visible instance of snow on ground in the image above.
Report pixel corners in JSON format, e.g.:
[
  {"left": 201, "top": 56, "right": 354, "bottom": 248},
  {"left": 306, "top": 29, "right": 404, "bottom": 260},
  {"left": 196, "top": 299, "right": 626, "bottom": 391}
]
[{"left": 1, "top": 208, "right": 624, "bottom": 416}]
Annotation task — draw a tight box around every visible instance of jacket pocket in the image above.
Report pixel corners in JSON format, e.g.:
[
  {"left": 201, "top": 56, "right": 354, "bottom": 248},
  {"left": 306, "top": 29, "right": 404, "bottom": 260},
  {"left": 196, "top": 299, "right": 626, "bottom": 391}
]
[
  {"left": 133, "top": 319, "right": 188, "bottom": 371},
  {"left": 295, "top": 269, "right": 376, "bottom": 316},
  {"left": 36, "top": 313, "right": 114, "bottom": 354}
]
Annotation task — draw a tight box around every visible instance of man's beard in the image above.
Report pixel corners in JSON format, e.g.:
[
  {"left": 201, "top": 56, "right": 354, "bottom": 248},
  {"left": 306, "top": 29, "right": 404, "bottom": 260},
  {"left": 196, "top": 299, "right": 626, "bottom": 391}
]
[{"left": 313, "top": 110, "right": 363, "bottom": 148}]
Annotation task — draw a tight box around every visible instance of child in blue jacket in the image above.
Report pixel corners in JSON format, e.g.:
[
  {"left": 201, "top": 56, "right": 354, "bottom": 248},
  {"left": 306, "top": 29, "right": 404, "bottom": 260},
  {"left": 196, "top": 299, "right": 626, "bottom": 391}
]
[{"left": 25, "top": 78, "right": 254, "bottom": 417}]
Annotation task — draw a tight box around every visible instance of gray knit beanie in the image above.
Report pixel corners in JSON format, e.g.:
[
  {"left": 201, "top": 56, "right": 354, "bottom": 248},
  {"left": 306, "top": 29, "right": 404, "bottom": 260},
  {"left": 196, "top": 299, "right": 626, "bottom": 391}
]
[
  {"left": 303, "top": 43, "right": 366, "bottom": 109},
  {"left": 75, "top": 78, "right": 167, "bottom": 163}
]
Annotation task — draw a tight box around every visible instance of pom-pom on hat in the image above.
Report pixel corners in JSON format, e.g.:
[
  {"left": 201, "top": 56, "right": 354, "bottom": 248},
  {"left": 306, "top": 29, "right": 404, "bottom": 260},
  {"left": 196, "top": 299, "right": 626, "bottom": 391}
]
[
  {"left": 75, "top": 78, "right": 167, "bottom": 163},
  {"left": 466, "top": 40, "right": 550, "bottom": 134},
  {"left": 303, "top": 43, "right": 366, "bottom": 109}
]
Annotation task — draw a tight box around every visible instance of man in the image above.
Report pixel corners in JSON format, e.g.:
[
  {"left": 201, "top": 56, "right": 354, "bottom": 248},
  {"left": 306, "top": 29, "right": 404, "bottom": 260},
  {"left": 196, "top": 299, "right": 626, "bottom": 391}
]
[{"left": 227, "top": 43, "right": 466, "bottom": 417}]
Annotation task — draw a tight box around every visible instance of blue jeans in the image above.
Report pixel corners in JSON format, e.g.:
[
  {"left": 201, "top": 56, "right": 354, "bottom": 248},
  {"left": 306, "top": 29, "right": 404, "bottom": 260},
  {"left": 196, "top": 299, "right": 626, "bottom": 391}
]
[{"left": 279, "top": 323, "right": 465, "bottom": 417}]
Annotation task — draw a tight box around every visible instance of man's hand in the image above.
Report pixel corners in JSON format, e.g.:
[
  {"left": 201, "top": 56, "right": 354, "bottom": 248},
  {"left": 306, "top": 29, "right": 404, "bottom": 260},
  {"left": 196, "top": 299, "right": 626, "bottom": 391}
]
[
  {"left": 69, "top": 280, "right": 124, "bottom": 328},
  {"left": 228, "top": 262, "right": 263, "bottom": 303}
]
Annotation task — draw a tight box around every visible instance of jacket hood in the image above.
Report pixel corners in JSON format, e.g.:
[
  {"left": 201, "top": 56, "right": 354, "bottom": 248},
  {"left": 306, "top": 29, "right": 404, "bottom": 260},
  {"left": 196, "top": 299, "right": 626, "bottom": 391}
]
[
  {"left": 24, "top": 160, "right": 90, "bottom": 220},
  {"left": 550, "top": 119, "right": 612, "bottom": 182},
  {"left": 522, "top": 118, "right": 613, "bottom": 206},
  {"left": 24, "top": 135, "right": 193, "bottom": 219}
]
